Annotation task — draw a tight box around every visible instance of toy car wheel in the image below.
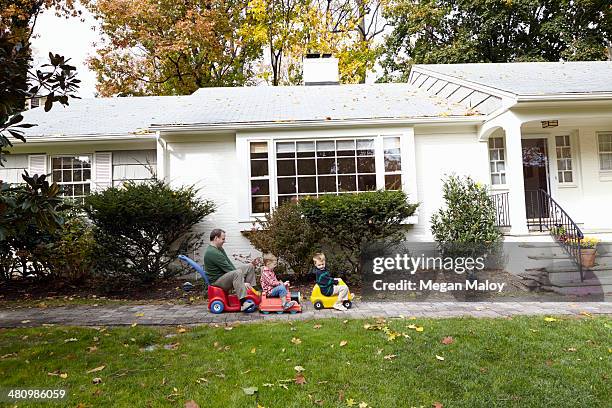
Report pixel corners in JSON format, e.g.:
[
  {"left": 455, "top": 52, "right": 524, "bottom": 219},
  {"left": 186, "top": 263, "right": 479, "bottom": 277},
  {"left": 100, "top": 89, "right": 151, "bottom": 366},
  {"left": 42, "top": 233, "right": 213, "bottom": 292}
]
[
  {"left": 210, "top": 300, "right": 224, "bottom": 314},
  {"left": 313, "top": 300, "right": 324, "bottom": 310},
  {"left": 342, "top": 300, "right": 352, "bottom": 309}
]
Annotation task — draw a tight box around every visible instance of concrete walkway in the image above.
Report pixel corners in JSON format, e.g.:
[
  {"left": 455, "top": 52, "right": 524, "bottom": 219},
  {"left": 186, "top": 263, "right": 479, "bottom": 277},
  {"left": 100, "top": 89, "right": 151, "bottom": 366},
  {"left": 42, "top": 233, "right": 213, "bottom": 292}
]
[{"left": 1, "top": 301, "right": 611, "bottom": 327}]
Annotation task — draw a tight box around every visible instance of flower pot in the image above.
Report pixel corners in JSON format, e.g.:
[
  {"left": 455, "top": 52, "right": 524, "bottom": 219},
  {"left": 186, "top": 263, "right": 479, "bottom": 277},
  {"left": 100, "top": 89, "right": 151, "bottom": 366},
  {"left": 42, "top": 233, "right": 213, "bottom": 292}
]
[{"left": 580, "top": 248, "right": 597, "bottom": 268}]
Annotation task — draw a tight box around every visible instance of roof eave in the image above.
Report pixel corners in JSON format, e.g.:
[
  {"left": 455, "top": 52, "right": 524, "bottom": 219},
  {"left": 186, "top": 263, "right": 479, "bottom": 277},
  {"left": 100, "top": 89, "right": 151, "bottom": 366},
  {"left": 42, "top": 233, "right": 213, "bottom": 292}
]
[{"left": 515, "top": 93, "right": 612, "bottom": 103}]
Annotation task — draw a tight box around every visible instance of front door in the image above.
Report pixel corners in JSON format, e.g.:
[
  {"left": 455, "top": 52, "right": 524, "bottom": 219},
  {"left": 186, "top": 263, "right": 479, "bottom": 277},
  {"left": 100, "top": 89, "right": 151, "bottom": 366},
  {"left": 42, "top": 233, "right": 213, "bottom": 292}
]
[{"left": 522, "top": 138, "right": 550, "bottom": 219}]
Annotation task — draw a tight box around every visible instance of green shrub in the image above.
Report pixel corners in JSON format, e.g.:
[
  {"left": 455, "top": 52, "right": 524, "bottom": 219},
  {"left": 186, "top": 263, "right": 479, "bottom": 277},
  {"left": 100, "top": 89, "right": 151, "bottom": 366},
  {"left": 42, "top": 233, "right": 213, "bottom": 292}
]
[
  {"left": 246, "top": 202, "right": 318, "bottom": 277},
  {"left": 41, "top": 214, "right": 97, "bottom": 282},
  {"left": 84, "top": 180, "right": 215, "bottom": 284},
  {"left": 299, "top": 190, "right": 418, "bottom": 281},
  {"left": 430, "top": 175, "right": 502, "bottom": 259},
  {"left": 0, "top": 172, "right": 68, "bottom": 281}
]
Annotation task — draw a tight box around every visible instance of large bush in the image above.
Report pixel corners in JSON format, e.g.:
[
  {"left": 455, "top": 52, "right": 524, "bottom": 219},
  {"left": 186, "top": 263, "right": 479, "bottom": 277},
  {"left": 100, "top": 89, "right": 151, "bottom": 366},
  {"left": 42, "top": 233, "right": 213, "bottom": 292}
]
[
  {"left": 299, "top": 190, "right": 419, "bottom": 280},
  {"left": 430, "top": 175, "right": 502, "bottom": 258},
  {"left": 84, "top": 180, "right": 215, "bottom": 284},
  {"left": 0, "top": 173, "right": 68, "bottom": 281},
  {"left": 247, "top": 202, "right": 318, "bottom": 277}
]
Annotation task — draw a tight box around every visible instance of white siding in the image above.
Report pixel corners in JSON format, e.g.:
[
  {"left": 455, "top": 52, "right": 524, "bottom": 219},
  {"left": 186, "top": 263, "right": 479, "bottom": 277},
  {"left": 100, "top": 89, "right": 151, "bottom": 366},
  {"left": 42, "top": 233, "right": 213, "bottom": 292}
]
[
  {"left": 0, "top": 154, "right": 28, "bottom": 184},
  {"left": 167, "top": 134, "right": 255, "bottom": 262}
]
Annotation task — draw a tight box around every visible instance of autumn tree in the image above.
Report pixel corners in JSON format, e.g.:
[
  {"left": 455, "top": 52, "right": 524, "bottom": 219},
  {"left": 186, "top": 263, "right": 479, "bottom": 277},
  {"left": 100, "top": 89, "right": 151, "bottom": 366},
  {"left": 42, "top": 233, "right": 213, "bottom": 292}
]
[
  {"left": 86, "top": 0, "right": 264, "bottom": 96},
  {"left": 0, "top": 0, "right": 80, "bottom": 164},
  {"left": 379, "top": 0, "right": 612, "bottom": 82}
]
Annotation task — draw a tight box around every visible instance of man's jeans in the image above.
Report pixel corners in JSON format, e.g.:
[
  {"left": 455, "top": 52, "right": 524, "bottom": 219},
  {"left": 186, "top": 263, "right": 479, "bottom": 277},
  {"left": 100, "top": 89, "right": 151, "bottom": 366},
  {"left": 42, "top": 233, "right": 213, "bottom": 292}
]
[{"left": 212, "top": 264, "right": 256, "bottom": 300}]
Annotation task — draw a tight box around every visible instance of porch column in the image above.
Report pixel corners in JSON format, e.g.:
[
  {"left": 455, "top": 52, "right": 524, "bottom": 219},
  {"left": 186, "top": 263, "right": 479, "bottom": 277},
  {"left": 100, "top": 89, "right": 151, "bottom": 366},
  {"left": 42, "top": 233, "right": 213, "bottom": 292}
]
[{"left": 504, "top": 121, "right": 529, "bottom": 235}]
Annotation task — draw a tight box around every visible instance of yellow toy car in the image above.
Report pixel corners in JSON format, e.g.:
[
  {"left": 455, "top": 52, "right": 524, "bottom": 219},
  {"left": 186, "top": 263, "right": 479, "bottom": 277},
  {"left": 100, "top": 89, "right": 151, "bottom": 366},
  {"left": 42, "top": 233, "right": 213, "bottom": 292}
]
[{"left": 310, "top": 278, "right": 354, "bottom": 310}]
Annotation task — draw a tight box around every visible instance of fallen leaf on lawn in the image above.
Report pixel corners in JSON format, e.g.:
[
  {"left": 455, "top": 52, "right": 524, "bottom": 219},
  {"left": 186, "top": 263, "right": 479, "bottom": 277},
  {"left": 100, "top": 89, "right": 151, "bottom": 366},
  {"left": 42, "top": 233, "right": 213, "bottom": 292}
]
[
  {"left": 213, "top": 342, "right": 219, "bottom": 347},
  {"left": 441, "top": 336, "right": 454, "bottom": 345},
  {"left": 415, "top": 326, "right": 424, "bottom": 332},
  {"left": 1, "top": 353, "right": 17, "bottom": 359},
  {"left": 64, "top": 338, "right": 78, "bottom": 343},
  {"left": 363, "top": 324, "right": 371, "bottom": 329},
  {"left": 383, "top": 354, "right": 397, "bottom": 360},
  {"left": 184, "top": 400, "right": 199, "bottom": 408},
  {"left": 164, "top": 343, "right": 180, "bottom": 350},
  {"left": 294, "top": 365, "right": 305, "bottom": 372},
  {"left": 340, "top": 340, "right": 348, "bottom": 347},
  {"left": 291, "top": 337, "right": 302, "bottom": 345},
  {"left": 241, "top": 370, "right": 251, "bottom": 375},
  {"left": 196, "top": 378, "right": 208, "bottom": 384},
  {"left": 262, "top": 383, "right": 274, "bottom": 387},
  {"left": 295, "top": 373, "right": 306, "bottom": 385},
  {"left": 250, "top": 347, "right": 256, "bottom": 354},
  {"left": 313, "top": 324, "right": 322, "bottom": 329},
  {"left": 257, "top": 404, "right": 266, "bottom": 408},
  {"left": 225, "top": 326, "right": 233, "bottom": 331},
  {"left": 566, "top": 347, "right": 577, "bottom": 352},
  {"left": 135, "top": 313, "right": 144, "bottom": 317},
  {"left": 243, "top": 387, "right": 258, "bottom": 395},
  {"left": 86, "top": 365, "right": 106, "bottom": 374},
  {"left": 60, "top": 373, "right": 68, "bottom": 379},
  {"left": 92, "top": 377, "right": 102, "bottom": 384},
  {"left": 346, "top": 398, "right": 356, "bottom": 407},
  {"left": 544, "top": 317, "right": 558, "bottom": 322},
  {"left": 314, "top": 399, "right": 324, "bottom": 406},
  {"left": 359, "top": 402, "right": 368, "bottom": 408},
  {"left": 407, "top": 324, "right": 417, "bottom": 329},
  {"left": 436, "top": 355, "right": 445, "bottom": 361},
  {"left": 178, "top": 328, "right": 187, "bottom": 334},
  {"left": 343, "top": 320, "right": 348, "bottom": 324},
  {"left": 376, "top": 349, "right": 383, "bottom": 355},
  {"left": 131, "top": 323, "right": 138, "bottom": 327},
  {"left": 479, "top": 367, "right": 488, "bottom": 373},
  {"left": 433, "top": 402, "right": 443, "bottom": 408}
]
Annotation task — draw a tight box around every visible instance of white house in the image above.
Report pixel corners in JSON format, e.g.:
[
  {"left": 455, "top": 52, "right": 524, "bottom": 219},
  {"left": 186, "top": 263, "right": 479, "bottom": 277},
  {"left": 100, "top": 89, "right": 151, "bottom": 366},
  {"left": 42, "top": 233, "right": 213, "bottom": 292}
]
[{"left": 4, "top": 60, "right": 612, "bottom": 260}]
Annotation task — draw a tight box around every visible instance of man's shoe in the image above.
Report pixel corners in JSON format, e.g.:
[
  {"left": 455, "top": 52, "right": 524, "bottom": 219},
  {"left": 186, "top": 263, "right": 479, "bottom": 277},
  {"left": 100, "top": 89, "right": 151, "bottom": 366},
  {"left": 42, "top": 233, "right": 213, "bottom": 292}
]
[
  {"left": 282, "top": 300, "right": 297, "bottom": 311},
  {"left": 241, "top": 301, "right": 255, "bottom": 312},
  {"left": 332, "top": 303, "right": 347, "bottom": 311}
]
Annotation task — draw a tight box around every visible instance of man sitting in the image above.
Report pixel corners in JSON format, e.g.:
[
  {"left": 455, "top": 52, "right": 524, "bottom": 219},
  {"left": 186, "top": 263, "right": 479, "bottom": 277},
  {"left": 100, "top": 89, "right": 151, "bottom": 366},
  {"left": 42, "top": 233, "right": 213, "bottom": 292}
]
[{"left": 203, "top": 228, "right": 257, "bottom": 312}]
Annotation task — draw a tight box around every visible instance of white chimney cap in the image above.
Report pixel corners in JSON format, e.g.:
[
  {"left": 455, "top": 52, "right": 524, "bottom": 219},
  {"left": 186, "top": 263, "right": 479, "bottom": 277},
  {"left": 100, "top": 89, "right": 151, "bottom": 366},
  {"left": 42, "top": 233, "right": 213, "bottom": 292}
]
[{"left": 303, "top": 54, "right": 339, "bottom": 85}]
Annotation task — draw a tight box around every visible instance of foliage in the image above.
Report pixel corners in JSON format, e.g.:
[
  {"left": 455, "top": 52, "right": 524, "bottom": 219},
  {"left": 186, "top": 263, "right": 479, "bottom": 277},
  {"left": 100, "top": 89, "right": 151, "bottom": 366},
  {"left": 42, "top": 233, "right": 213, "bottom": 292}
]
[
  {"left": 380, "top": 0, "right": 612, "bottom": 82},
  {"left": 299, "top": 190, "right": 418, "bottom": 279},
  {"left": 40, "top": 214, "right": 97, "bottom": 282},
  {"left": 430, "top": 175, "right": 502, "bottom": 258},
  {"left": 246, "top": 202, "right": 318, "bottom": 277},
  {"left": 0, "top": 0, "right": 80, "bottom": 164},
  {"left": 85, "top": 0, "right": 263, "bottom": 96},
  {"left": 84, "top": 180, "right": 216, "bottom": 284},
  {"left": 0, "top": 172, "right": 69, "bottom": 281}
]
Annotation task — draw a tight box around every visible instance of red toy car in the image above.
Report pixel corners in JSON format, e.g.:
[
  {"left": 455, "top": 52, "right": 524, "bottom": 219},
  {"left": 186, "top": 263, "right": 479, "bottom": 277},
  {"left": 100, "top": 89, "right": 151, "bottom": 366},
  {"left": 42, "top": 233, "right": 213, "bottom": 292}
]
[
  {"left": 178, "top": 255, "right": 260, "bottom": 314},
  {"left": 259, "top": 291, "right": 302, "bottom": 314}
]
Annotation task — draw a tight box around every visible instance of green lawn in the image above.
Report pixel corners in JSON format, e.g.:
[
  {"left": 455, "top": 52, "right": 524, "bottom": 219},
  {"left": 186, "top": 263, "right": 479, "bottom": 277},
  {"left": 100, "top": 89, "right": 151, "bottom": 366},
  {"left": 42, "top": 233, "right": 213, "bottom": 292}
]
[{"left": 0, "top": 316, "right": 610, "bottom": 408}]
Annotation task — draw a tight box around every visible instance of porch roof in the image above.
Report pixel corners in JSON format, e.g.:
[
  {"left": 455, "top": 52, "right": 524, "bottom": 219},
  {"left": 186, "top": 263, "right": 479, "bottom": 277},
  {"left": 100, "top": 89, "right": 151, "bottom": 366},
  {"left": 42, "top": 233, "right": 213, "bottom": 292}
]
[{"left": 414, "top": 61, "right": 612, "bottom": 97}]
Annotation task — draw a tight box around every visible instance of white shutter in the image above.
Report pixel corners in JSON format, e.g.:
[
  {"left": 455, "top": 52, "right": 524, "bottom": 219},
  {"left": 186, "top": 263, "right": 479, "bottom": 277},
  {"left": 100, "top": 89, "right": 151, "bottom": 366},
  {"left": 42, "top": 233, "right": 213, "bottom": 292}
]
[
  {"left": 28, "top": 154, "right": 47, "bottom": 177},
  {"left": 94, "top": 152, "right": 112, "bottom": 191}
]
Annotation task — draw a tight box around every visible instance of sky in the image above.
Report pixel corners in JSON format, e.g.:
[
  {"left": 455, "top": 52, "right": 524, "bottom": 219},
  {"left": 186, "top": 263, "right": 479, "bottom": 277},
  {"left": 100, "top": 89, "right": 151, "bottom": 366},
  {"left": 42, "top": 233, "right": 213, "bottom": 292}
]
[{"left": 31, "top": 5, "right": 100, "bottom": 98}]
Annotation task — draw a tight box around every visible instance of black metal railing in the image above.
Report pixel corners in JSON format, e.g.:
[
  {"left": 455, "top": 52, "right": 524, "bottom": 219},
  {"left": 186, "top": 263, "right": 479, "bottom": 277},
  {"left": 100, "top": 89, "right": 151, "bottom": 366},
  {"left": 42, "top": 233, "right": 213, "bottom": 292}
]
[
  {"left": 530, "top": 189, "right": 584, "bottom": 281},
  {"left": 490, "top": 192, "right": 511, "bottom": 227}
]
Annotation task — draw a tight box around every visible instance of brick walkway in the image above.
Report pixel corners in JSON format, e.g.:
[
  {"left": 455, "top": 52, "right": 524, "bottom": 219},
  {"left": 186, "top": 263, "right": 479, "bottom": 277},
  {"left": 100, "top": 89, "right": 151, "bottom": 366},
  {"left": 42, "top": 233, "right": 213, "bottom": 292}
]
[{"left": 1, "top": 302, "right": 610, "bottom": 327}]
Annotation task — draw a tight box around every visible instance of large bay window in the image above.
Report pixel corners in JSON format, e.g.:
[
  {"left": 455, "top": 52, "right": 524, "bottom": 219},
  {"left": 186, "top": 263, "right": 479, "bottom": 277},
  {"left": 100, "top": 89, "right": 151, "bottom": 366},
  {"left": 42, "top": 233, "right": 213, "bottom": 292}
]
[
  {"left": 51, "top": 155, "right": 92, "bottom": 203},
  {"left": 248, "top": 135, "right": 406, "bottom": 214}
]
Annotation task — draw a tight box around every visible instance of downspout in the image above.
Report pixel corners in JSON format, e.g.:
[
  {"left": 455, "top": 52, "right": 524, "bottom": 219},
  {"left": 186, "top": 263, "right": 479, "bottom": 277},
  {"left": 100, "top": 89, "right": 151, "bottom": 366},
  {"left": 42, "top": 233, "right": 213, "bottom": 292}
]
[{"left": 155, "top": 131, "right": 167, "bottom": 181}]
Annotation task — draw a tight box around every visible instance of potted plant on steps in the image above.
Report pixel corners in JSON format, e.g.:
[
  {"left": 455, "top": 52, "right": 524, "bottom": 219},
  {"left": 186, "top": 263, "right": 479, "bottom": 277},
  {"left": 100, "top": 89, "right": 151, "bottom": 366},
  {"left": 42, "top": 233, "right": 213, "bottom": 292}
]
[{"left": 578, "top": 237, "right": 599, "bottom": 268}]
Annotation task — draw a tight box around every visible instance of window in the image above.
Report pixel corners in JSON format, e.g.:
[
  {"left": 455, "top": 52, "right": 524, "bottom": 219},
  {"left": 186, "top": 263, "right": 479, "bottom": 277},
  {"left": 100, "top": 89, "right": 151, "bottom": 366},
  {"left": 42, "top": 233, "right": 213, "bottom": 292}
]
[
  {"left": 555, "top": 135, "right": 573, "bottom": 183},
  {"left": 384, "top": 137, "right": 402, "bottom": 190},
  {"left": 488, "top": 137, "right": 506, "bottom": 185},
  {"left": 250, "top": 142, "right": 270, "bottom": 213},
  {"left": 598, "top": 132, "right": 612, "bottom": 171},
  {"left": 112, "top": 150, "right": 157, "bottom": 186},
  {"left": 275, "top": 138, "right": 377, "bottom": 205},
  {"left": 51, "top": 155, "right": 92, "bottom": 203},
  {"left": 0, "top": 154, "right": 27, "bottom": 185}
]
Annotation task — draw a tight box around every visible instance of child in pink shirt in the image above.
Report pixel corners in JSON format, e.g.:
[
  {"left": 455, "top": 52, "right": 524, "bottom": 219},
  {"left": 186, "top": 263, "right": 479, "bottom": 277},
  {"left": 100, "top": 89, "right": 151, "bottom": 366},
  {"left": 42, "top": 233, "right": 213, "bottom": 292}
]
[{"left": 260, "top": 253, "right": 297, "bottom": 310}]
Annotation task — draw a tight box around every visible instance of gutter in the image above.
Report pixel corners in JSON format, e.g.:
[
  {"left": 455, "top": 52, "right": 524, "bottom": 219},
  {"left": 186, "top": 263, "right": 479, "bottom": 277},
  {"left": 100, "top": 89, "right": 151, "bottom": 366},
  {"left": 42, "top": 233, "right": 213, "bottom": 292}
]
[
  {"left": 14, "top": 133, "right": 156, "bottom": 144},
  {"left": 515, "top": 93, "right": 612, "bottom": 103},
  {"left": 149, "top": 116, "right": 486, "bottom": 133}
]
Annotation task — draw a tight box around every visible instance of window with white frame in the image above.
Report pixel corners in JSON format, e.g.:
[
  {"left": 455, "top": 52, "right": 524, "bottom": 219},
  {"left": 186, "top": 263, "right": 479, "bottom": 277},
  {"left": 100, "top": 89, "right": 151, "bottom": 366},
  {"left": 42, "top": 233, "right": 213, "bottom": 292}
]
[
  {"left": 51, "top": 155, "right": 92, "bottom": 203},
  {"left": 488, "top": 137, "right": 506, "bottom": 185},
  {"left": 250, "top": 142, "right": 270, "bottom": 213},
  {"left": 275, "top": 138, "right": 377, "bottom": 205},
  {"left": 598, "top": 132, "right": 612, "bottom": 171},
  {"left": 384, "top": 136, "right": 402, "bottom": 190},
  {"left": 555, "top": 135, "right": 574, "bottom": 183},
  {"left": 112, "top": 150, "right": 157, "bottom": 187}
]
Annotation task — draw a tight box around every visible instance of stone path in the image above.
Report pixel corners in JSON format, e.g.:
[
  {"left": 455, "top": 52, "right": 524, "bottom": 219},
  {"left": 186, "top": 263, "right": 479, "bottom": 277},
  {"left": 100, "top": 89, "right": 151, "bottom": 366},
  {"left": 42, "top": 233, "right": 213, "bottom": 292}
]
[{"left": 1, "top": 302, "right": 611, "bottom": 327}]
